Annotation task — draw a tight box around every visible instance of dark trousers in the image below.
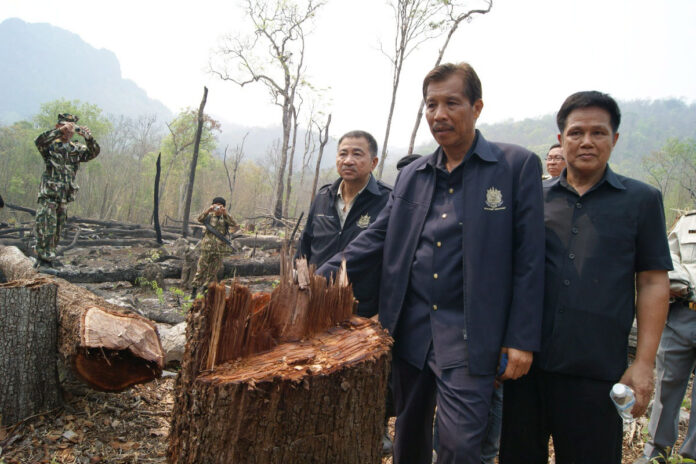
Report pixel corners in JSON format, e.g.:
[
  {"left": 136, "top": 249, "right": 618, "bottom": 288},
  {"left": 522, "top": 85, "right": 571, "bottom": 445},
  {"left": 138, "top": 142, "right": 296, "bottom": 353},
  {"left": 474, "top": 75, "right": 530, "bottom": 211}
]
[
  {"left": 499, "top": 366, "right": 623, "bottom": 464},
  {"left": 392, "top": 348, "right": 495, "bottom": 464}
]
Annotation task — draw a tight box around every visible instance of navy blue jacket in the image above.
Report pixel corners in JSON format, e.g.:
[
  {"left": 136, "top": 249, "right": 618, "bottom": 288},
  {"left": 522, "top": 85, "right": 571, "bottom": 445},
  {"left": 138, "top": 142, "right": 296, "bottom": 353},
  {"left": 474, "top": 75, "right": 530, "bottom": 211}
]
[
  {"left": 297, "top": 174, "right": 391, "bottom": 317},
  {"left": 318, "top": 132, "right": 545, "bottom": 375}
]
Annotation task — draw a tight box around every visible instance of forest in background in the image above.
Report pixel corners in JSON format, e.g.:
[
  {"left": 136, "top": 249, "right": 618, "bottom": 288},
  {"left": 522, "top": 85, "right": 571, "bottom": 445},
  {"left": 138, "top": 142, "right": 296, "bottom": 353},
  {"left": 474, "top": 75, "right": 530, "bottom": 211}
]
[{"left": 2, "top": 96, "right": 696, "bottom": 228}]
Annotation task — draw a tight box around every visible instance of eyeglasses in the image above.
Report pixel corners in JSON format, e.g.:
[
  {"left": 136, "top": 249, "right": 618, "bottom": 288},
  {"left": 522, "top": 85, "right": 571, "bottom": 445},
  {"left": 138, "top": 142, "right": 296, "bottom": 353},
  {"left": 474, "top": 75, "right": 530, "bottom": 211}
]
[{"left": 545, "top": 156, "right": 564, "bottom": 161}]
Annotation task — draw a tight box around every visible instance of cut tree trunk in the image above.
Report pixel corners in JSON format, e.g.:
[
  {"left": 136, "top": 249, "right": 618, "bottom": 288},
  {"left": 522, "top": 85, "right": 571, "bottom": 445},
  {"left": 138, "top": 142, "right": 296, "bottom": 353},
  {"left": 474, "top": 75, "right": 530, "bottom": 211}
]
[
  {"left": 168, "top": 257, "right": 392, "bottom": 464},
  {"left": 0, "top": 278, "right": 62, "bottom": 425},
  {"left": 0, "top": 246, "right": 164, "bottom": 392}
]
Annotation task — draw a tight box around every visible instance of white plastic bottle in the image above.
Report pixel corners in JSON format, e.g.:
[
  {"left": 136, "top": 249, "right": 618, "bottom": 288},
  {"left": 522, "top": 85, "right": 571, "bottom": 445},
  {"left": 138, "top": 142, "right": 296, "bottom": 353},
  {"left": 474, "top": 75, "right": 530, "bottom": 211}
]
[{"left": 609, "top": 383, "right": 636, "bottom": 422}]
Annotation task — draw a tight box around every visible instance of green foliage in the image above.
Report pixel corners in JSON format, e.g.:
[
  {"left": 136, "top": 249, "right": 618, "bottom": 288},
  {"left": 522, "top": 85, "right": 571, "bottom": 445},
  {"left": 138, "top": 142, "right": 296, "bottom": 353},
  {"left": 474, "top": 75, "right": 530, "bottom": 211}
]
[
  {"left": 651, "top": 453, "right": 696, "bottom": 463},
  {"left": 135, "top": 277, "right": 165, "bottom": 304},
  {"left": 170, "top": 286, "right": 193, "bottom": 313},
  {"left": 34, "top": 98, "right": 113, "bottom": 141}
]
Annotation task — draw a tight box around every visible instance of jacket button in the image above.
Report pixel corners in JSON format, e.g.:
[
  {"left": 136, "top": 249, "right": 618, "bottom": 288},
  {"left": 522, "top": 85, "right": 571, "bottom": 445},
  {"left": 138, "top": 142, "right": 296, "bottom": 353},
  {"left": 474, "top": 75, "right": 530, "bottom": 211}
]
[
  {"left": 448, "top": 188, "right": 454, "bottom": 194},
  {"left": 436, "top": 241, "right": 442, "bottom": 247},
  {"left": 433, "top": 273, "right": 439, "bottom": 279},
  {"left": 432, "top": 305, "right": 438, "bottom": 310},
  {"left": 441, "top": 213, "right": 447, "bottom": 219}
]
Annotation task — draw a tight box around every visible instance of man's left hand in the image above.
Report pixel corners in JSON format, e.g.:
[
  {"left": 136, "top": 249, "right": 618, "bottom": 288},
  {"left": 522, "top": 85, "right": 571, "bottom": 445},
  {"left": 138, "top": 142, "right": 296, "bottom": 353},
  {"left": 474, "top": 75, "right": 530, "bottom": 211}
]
[
  {"left": 499, "top": 347, "right": 533, "bottom": 380},
  {"left": 619, "top": 361, "right": 654, "bottom": 418},
  {"left": 77, "top": 126, "right": 92, "bottom": 139}
]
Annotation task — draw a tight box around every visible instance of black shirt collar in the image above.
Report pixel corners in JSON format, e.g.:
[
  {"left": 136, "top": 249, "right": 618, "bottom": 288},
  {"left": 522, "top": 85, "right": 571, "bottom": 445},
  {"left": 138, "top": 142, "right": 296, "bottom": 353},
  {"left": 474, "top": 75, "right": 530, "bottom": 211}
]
[
  {"left": 551, "top": 164, "right": 626, "bottom": 195},
  {"left": 329, "top": 173, "right": 380, "bottom": 197}
]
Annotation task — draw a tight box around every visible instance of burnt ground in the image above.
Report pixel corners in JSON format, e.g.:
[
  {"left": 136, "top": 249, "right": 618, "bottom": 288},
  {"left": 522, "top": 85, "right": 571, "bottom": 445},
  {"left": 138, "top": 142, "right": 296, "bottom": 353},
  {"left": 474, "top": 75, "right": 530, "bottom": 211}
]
[{"left": 0, "top": 245, "right": 692, "bottom": 463}]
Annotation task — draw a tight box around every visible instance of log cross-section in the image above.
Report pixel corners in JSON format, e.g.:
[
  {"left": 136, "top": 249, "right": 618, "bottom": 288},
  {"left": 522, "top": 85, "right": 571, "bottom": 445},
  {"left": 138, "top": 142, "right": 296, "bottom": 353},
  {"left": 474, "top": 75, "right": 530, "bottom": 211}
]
[{"left": 0, "top": 245, "right": 164, "bottom": 392}]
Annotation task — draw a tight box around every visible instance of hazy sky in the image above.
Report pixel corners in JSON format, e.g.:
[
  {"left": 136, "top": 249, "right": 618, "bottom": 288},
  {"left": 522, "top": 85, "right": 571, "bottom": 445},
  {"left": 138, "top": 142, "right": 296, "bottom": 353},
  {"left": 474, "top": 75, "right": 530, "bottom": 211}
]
[{"left": 2, "top": 0, "right": 695, "bottom": 149}]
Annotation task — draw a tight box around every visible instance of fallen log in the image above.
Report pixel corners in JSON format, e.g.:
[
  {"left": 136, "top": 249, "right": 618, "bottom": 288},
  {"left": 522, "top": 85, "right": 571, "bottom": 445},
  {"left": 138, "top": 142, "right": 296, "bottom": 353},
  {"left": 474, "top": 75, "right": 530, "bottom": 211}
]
[
  {"left": 0, "top": 278, "right": 62, "bottom": 425},
  {"left": 0, "top": 238, "right": 163, "bottom": 253},
  {"left": 168, "top": 257, "right": 392, "bottom": 464},
  {"left": 0, "top": 246, "right": 164, "bottom": 392},
  {"left": 235, "top": 235, "right": 284, "bottom": 250}
]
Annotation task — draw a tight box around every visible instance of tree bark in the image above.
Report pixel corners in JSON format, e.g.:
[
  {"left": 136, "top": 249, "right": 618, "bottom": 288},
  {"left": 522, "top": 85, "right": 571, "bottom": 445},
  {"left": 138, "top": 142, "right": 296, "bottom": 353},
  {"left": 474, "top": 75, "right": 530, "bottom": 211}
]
[
  {"left": 0, "top": 246, "right": 164, "bottom": 392},
  {"left": 168, "top": 258, "right": 392, "bottom": 464},
  {"left": 0, "top": 279, "right": 62, "bottom": 425},
  {"left": 311, "top": 114, "right": 331, "bottom": 202},
  {"left": 182, "top": 87, "right": 208, "bottom": 238},
  {"left": 153, "top": 152, "right": 163, "bottom": 244}
]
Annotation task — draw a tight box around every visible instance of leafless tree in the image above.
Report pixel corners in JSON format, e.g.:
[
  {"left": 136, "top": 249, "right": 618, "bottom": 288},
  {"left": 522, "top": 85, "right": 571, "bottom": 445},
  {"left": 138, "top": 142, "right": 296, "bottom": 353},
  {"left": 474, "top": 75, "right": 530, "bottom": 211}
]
[
  {"left": 223, "top": 132, "right": 249, "bottom": 207},
  {"left": 210, "top": 0, "right": 325, "bottom": 222},
  {"left": 407, "top": 0, "right": 493, "bottom": 154},
  {"left": 376, "top": 0, "right": 446, "bottom": 178},
  {"left": 293, "top": 109, "right": 318, "bottom": 215},
  {"left": 311, "top": 113, "right": 332, "bottom": 202},
  {"left": 182, "top": 86, "right": 208, "bottom": 237},
  {"left": 284, "top": 96, "right": 303, "bottom": 217}
]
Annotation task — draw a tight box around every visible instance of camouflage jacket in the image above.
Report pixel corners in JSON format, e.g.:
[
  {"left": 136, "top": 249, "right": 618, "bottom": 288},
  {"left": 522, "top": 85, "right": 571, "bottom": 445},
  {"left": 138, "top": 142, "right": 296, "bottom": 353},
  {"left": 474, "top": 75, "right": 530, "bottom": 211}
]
[
  {"left": 35, "top": 128, "right": 100, "bottom": 203},
  {"left": 197, "top": 210, "right": 238, "bottom": 254}
]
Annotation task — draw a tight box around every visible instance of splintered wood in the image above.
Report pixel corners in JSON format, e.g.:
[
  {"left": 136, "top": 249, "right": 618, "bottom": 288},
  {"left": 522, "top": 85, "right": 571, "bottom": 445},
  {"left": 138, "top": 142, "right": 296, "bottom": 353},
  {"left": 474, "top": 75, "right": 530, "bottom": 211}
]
[{"left": 168, "top": 256, "right": 392, "bottom": 464}]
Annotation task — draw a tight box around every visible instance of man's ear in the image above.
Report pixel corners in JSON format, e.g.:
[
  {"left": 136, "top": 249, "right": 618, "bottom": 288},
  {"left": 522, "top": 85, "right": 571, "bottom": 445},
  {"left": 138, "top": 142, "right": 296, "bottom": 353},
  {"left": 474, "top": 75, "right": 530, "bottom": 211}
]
[{"left": 371, "top": 156, "right": 379, "bottom": 170}]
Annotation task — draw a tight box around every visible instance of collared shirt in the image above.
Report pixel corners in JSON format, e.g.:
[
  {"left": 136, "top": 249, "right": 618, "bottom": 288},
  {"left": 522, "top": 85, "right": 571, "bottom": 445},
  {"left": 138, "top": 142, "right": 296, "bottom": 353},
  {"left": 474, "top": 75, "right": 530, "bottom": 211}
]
[
  {"left": 538, "top": 166, "right": 672, "bottom": 381},
  {"left": 336, "top": 178, "right": 370, "bottom": 227},
  {"left": 668, "top": 212, "right": 696, "bottom": 290},
  {"left": 395, "top": 137, "right": 475, "bottom": 370}
]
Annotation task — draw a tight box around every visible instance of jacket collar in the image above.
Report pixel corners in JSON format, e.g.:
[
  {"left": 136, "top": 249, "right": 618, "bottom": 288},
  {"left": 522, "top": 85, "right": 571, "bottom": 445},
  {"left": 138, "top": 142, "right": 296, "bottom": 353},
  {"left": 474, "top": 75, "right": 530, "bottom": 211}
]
[
  {"left": 418, "top": 130, "right": 497, "bottom": 171},
  {"left": 329, "top": 173, "right": 380, "bottom": 197}
]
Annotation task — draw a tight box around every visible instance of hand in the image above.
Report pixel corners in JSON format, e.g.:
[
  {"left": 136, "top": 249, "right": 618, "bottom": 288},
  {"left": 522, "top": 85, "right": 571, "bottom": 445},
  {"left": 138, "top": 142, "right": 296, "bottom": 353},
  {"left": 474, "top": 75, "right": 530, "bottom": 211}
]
[
  {"left": 77, "top": 126, "right": 92, "bottom": 139},
  {"left": 619, "top": 361, "right": 654, "bottom": 418},
  {"left": 499, "top": 347, "right": 533, "bottom": 381},
  {"left": 58, "top": 122, "right": 75, "bottom": 136}
]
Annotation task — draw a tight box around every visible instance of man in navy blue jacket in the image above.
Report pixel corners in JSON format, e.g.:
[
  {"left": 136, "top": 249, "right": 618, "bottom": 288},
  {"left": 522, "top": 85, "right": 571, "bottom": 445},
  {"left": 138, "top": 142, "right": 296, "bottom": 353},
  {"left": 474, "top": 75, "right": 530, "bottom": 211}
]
[
  {"left": 296, "top": 130, "right": 391, "bottom": 318},
  {"left": 318, "top": 62, "right": 545, "bottom": 464}
]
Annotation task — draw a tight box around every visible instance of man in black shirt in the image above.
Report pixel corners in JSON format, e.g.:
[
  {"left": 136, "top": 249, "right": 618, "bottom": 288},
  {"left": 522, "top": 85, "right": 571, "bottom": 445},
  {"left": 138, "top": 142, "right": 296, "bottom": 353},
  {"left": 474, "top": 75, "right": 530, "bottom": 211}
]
[{"left": 500, "top": 91, "right": 672, "bottom": 463}]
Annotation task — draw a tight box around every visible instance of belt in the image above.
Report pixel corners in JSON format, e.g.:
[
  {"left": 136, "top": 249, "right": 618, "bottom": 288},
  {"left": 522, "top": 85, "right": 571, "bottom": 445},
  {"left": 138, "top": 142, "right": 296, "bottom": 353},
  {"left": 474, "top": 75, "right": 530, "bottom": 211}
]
[{"left": 673, "top": 299, "right": 696, "bottom": 311}]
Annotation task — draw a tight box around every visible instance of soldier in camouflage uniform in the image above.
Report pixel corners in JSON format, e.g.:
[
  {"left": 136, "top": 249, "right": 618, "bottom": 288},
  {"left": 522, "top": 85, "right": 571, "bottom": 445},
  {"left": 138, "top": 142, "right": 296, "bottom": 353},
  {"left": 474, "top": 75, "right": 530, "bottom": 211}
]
[
  {"left": 191, "top": 197, "right": 238, "bottom": 297},
  {"left": 34, "top": 113, "right": 100, "bottom": 266}
]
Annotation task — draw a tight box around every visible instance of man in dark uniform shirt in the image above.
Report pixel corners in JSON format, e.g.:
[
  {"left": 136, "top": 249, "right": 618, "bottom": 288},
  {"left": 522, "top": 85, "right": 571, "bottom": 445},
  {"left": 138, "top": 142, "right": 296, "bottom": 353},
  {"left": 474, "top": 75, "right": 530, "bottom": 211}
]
[
  {"left": 297, "top": 130, "right": 391, "bottom": 318},
  {"left": 318, "top": 62, "right": 545, "bottom": 464},
  {"left": 500, "top": 91, "right": 672, "bottom": 464}
]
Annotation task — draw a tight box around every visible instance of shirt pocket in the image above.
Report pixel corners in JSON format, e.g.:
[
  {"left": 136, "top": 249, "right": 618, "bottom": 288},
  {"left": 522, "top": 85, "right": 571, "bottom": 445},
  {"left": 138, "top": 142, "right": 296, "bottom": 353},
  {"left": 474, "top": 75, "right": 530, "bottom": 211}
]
[{"left": 678, "top": 228, "right": 696, "bottom": 264}]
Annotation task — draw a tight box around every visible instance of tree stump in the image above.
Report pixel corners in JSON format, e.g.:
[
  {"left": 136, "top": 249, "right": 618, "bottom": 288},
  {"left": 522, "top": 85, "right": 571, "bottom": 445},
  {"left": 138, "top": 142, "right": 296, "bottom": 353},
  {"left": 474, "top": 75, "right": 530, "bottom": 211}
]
[
  {"left": 168, "top": 258, "right": 392, "bottom": 464},
  {"left": 0, "top": 246, "right": 164, "bottom": 392},
  {"left": 0, "top": 278, "right": 62, "bottom": 425}
]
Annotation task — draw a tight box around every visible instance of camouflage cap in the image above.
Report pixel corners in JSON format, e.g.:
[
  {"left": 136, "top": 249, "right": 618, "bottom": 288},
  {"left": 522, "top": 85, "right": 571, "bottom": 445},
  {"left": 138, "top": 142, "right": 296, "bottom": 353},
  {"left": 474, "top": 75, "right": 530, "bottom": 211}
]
[{"left": 57, "top": 113, "right": 79, "bottom": 123}]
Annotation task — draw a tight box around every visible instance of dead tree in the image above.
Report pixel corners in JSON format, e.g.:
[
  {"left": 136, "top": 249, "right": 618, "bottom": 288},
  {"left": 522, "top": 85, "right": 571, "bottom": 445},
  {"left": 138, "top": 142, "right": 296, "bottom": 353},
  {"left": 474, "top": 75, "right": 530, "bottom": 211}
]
[
  {"left": 0, "top": 246, "right": 164, "bottom": 392},
  {"left": 153, "top": 152, "right": 163, "bottom": 243},
  {"left": 168, "top": 257, "right": 392, "bottom": 463},
  {"left": 182, "top": 86, "right": 209, "bottom": 238},
  {"left": 0, "top": 278, "right": 61, "bottom": 425},
  {"left": 376, "top": 0, "right": 446, "bottom": 178},
  {"left": 311, "top": 113, "right": 332, "bottom": 202},
  {"left": 210, "top": 0, "right": 326, "bottom": 222}
]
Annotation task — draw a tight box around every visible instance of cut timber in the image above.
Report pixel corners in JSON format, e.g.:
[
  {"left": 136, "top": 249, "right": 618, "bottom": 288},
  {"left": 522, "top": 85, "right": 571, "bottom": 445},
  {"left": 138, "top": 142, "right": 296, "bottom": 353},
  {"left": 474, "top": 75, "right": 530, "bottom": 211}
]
[
  {"left": 0, "top": 279, "right": 62, "bottom": 425},
  {"left": 168, "top": 257, "right": 392, "bottom": 464},
  {"left": 0, "top": 246, "right": 164, "bottom": 392}
]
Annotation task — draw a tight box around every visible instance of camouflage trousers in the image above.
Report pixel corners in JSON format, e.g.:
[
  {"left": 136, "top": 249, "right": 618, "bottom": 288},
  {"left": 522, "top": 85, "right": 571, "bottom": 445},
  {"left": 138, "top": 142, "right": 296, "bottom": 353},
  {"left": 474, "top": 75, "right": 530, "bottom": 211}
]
[
  {"left": 34, "top": 200, "right": 67, "bottom": 260},
  {"left": 192, "top": 250, "right": 224, "bottom": 290}
]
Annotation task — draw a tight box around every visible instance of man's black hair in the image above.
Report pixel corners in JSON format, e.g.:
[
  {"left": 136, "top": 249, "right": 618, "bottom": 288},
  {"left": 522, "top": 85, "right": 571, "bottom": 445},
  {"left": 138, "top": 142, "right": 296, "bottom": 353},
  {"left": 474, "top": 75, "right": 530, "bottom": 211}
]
[
  {"left": 338, "top": 130, "right": 379, "bottom": 158},
  {"left": 547, "top": 143, "right": 561, "bottom": 154},
  {"left": 212, "top": 197, "right": 226, "bottom": 207},
  {"left": 556, "top": 91, "right": 621, "bottom": 134}
]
